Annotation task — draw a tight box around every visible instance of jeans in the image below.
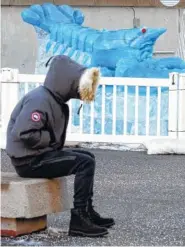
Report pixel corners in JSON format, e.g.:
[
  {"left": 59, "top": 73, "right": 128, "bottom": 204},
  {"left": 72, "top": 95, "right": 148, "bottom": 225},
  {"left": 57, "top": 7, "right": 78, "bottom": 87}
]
[{"left": 15, "top": 148, "right": 95, "bottom": 209}]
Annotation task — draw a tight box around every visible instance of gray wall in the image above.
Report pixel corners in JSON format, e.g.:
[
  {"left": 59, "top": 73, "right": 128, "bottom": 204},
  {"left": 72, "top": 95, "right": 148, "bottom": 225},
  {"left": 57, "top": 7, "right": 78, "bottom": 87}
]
[{"left": 1, "top": 6, "right": 181, "bottom": 73}]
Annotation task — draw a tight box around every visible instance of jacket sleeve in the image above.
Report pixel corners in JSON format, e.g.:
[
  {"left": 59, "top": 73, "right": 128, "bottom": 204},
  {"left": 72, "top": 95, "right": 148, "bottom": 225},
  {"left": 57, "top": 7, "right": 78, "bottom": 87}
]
[{"left": 11, "top": 99, "right": 51, "bottom": 149}]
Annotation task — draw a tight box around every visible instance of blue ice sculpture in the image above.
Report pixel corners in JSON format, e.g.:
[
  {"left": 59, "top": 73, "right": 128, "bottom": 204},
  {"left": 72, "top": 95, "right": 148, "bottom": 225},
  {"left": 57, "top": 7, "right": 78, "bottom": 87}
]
[
  {"left": 21, "top": 3, "right": 185, "bottom": 78},
  {"left": 21, "top": 3, "right": 185, "bottom": 137}
]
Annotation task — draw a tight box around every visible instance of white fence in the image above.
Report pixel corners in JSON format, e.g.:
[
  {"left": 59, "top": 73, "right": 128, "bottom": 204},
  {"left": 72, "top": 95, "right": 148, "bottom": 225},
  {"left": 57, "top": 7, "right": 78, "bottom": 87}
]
[{"left": 1, "top": 68, "right": 185, "bottom": 150}]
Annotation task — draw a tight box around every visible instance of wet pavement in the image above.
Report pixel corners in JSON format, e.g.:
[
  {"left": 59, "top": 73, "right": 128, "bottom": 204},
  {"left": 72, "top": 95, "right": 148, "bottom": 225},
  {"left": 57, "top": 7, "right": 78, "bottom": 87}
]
[{"left": 1, "top": 149, "right": 185, "bottom": 246}]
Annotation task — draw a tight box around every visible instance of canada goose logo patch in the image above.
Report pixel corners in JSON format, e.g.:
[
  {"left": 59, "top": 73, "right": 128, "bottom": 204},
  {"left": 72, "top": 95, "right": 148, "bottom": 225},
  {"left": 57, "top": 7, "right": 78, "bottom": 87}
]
[{"left": 31, "top": 112, "right": 41, "bottom": 122}]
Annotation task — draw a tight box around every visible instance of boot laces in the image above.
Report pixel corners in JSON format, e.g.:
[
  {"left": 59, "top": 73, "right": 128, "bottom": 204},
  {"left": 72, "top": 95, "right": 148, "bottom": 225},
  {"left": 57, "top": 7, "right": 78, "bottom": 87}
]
[
  {"left": 80, "top": 210, "right": 95, "bottom": 226},
  {"left": 89, "top": 206, "right": 101, "bottom": 218}
]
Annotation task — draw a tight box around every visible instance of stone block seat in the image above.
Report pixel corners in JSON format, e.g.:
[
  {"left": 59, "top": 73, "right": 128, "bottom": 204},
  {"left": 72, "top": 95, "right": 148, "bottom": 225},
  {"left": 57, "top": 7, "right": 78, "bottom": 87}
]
[{"left": 1, "top": 172, "right": 70, "bottom": 237}]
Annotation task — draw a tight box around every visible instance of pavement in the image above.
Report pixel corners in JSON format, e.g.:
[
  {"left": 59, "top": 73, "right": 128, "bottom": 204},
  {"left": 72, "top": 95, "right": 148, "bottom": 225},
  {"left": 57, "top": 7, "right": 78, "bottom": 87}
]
[{"left": 1, "top": 148, "right": 185, "bottom": 246}]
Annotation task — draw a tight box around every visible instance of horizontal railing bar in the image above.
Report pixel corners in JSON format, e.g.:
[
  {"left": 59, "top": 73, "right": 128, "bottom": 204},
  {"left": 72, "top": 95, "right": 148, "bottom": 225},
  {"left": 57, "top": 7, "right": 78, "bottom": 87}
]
[
  {"left": 66, "top": 133, "right": 172, "bottom": 143},
  {"left": 100, "top": 78, "right": 170, "bottom": 87},
  {"left": 0, "top": 74, "right": 170, "bottom": 87}
]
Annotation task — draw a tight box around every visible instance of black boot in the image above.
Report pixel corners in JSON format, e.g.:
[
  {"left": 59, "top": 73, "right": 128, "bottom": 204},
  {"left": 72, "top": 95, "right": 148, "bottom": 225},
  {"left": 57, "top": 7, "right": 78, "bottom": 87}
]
[
  {"left": 69, "top": 208, "right": 108, "bottom": 237},
  {"left": 88, "top": 206, "right": 115, "bottom": 228}
]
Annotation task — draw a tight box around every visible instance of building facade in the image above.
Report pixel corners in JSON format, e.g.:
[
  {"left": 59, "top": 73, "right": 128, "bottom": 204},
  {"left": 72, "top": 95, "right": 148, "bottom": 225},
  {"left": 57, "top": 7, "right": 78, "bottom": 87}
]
[{"left": 1, "top": 0, "right": 185, "bottom": 73}]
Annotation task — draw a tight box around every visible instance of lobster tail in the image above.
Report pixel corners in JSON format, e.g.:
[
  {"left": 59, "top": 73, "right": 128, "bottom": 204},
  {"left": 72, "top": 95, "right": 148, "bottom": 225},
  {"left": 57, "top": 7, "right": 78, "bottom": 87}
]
[{"left": 21, "top": 3, "right": 84, "bottom": 32}]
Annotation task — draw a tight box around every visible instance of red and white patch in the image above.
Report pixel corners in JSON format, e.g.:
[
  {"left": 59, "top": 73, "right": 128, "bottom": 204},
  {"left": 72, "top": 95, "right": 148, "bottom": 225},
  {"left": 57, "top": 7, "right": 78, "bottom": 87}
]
[{"left": 31, "top": 112, "right": 41, "bottom": 122}]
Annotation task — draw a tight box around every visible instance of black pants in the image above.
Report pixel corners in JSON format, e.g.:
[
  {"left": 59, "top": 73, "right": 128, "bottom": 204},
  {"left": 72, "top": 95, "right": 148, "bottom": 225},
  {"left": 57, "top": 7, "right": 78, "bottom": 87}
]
[{"left": 15, "top": 149, "right": 95, "bottom": 209}]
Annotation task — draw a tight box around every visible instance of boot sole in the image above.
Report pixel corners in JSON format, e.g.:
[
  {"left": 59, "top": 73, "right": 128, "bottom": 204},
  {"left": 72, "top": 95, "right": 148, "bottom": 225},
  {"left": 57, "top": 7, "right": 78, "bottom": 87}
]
[
  {"left": 102, "top": 222, "right": 115, "bottom": 228},
  {"left": 69, "top": 229, "right": 108, "bottom": 238}
]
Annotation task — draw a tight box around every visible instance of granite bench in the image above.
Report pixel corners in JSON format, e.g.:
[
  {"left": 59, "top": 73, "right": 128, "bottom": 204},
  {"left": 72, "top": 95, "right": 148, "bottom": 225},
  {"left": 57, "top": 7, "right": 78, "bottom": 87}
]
[{"left": 1, "top": 172, "right": 71, "bottom": 237}]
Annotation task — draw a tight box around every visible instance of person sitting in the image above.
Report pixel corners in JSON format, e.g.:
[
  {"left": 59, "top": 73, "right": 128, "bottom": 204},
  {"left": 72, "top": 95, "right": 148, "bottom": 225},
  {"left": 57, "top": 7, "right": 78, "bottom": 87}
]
[{"left": 6, "top": 55, "right": 115, "bottom": 237}]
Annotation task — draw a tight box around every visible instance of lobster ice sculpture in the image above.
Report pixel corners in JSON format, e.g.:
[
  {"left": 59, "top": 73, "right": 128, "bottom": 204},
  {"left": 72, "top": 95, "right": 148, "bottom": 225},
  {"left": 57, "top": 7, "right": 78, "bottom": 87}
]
[
  {"left": 21, "top": 3, "right": 185, "bottom": 78},
  {"left": 21, "top": 3, "right": 184, "bottom": 137}
]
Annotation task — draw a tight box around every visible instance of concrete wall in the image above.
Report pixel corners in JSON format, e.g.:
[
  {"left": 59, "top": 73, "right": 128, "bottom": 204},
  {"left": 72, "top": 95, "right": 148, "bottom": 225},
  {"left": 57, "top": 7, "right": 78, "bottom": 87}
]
[{"left": 1, "top": 6, "right": 181, "bottom": 73}]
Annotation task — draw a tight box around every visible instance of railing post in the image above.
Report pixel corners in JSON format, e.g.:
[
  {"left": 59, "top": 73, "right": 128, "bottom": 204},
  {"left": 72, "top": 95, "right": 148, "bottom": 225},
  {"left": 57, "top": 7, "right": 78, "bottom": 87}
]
[
  {"left": 168, "top": 72, "right": 179, "bottom": 138},
  {"left": 1, "top": 68, "right": 19, "bottom": 149},
  {"left": 178, "top": 73, "right": 185, "bottom": 138}
]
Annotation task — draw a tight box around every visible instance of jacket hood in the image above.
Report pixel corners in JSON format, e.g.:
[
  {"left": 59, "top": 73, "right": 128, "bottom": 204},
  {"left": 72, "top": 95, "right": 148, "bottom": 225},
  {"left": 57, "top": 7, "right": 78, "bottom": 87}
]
[{"left": 44, "top": 55, "right": 100, "bottom": 103}]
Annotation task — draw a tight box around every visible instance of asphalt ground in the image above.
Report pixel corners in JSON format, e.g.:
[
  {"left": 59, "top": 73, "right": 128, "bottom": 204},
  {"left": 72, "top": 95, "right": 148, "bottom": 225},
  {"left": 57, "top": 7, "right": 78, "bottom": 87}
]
[{"left": 1, "top": 149, "right": 185, "bottom": 246}]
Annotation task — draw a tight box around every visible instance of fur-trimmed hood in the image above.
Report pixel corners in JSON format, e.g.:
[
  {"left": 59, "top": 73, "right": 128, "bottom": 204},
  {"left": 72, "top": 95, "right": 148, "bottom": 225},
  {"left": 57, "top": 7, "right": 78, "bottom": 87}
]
[{"left": 44, "top": 55, "right": 100, "bottom": 103}]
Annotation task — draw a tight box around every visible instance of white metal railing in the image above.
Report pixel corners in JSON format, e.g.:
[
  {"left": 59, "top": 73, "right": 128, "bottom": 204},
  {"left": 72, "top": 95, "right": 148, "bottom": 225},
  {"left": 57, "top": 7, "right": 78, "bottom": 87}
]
[{"left": 1, "top": 68, "right": 185, "bottom": 150}]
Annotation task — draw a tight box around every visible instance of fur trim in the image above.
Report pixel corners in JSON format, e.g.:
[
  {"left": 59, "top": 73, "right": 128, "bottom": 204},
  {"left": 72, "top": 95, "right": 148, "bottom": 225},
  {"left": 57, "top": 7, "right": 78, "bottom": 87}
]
[{"left": 78, "top": 68, "right": 100, "bottom": 103}]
